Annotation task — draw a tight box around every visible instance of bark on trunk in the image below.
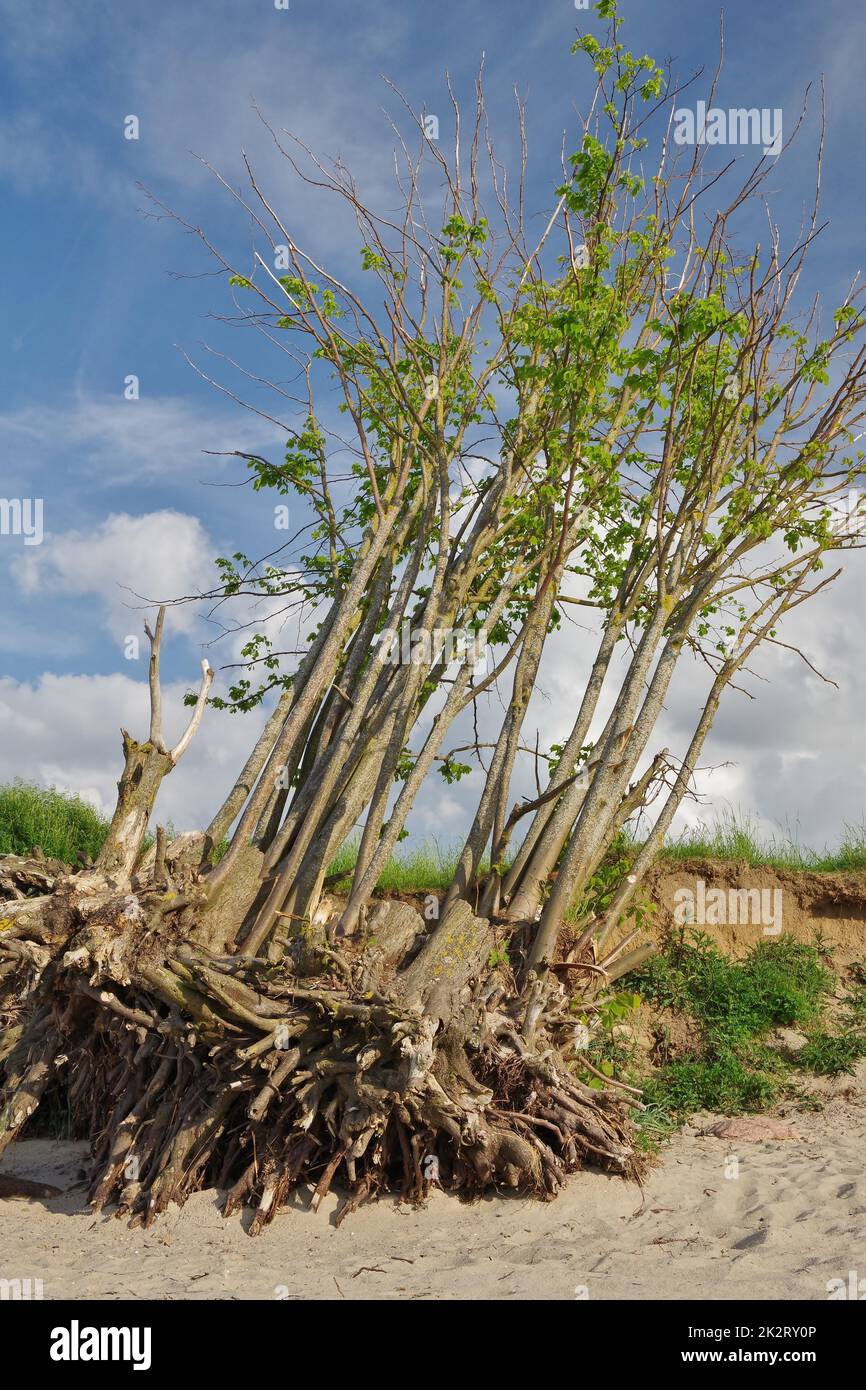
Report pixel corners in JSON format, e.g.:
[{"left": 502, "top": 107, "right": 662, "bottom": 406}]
[
  {"left": 0, "top": 858, "right": 639, "bottom": 1230},
  {"left": 96, "top": 734, "right": 174, "bottom": 880}
]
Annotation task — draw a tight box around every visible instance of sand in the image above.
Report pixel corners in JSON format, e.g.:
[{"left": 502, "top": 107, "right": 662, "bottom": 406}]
[{"left": 1, "top": 1062, "right": 864, "bottom": 1301}]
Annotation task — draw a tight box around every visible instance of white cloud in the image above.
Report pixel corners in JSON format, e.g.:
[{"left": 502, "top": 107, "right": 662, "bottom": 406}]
[
  {"left": 122, "top": 12, "right": 411, "bottom": 250},
  {"left": 0, "top": 671, "right": 267, "bottom": 832},
  {"left": 431, "top": 549, "right": 866, "bottom": 853},
  {"left": 0, "top": 0, "right": 90, "bottom": 71},
  {"left": 0, "top": 392, "right": 280, "bottom": 484},
  {"left": 16, "top": 510, "right": 216, "bottom": 639},
  {"left": 0, "top": 1, "right": 412, "bottom": 248},
  {"left": 10, "top": 502, "right": 328, "bottom": 692}
]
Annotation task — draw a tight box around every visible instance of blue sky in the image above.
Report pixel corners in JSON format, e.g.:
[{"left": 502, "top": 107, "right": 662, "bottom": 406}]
[{"left": 2, "top": 0, "right": 865, "bottom": 847}]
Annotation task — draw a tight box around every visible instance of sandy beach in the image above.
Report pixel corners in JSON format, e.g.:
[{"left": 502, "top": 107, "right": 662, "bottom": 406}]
[{"left": 2, "top": 1061, "right": 863, "bottom": 1302}]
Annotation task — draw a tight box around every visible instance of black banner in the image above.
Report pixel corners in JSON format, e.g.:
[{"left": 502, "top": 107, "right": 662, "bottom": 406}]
[{"left": 5, "top": 1298, "right": 861, "bottom": 1374}]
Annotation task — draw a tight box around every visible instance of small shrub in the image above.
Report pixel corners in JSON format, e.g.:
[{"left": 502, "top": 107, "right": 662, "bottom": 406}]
[
  {"left": 632, "top": 930, "right": 832, "bottom": 1046},
  {"left": 627, "top": 931, "right": 842, "bottom": 1133},
  {"left": 642, "top": 1051, "right": 783, "bottom": 1117},
  {"left": 795, "top": 1034, "right": 866, "bottom": 1076}
]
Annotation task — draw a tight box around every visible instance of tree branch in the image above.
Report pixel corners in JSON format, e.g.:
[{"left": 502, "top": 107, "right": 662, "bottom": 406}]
[
  {"left": 144, "top": 606, "right": 167, "bottom": 753},
  {"left": 170, "top": 659, "right": 215, "bottom": 765}
]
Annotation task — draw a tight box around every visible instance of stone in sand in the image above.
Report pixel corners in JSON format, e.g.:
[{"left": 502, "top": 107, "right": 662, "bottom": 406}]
[{"left": 705, "top": 1117, "right": 802, "bottom": 1142}]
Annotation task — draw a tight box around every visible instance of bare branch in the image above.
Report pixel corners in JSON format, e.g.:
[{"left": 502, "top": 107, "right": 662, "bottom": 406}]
[
  {"left": 170, "top": 659, "right": 215, "bottom": 765},
  {"left": 144, "top": 606, "right": 167, "bottom": 753}
]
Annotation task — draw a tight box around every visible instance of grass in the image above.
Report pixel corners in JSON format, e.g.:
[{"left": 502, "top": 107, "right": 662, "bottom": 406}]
[
  {"left": 796, "top": 1033, "right": 866, "bottom": 1075},
  {"left": 0, "top": 781, "right": 465, "bottom": 888},
  {"left": 318, "top": 808, "right": 866, "bottom": 907},
  {"left": 661, "top": 807, "right": 866, "bottom": 873},
  {"left": 794, "top": 961, "right": 866, "bottom": 1075},
  {"left": 0, "top": 780, "right": 110, "bottom": 865},
  {"left": 613, "top": 931, "right": 866, "bottom": 1144},
  {"left": 4, "top": 783, "right": 866, "bottom": 883},
  {"left": 639, "top": 1050, "right": 785, "bottom": 1119},
  {"left": 326, "top": 837, "right": 467, "bottom": 893}
]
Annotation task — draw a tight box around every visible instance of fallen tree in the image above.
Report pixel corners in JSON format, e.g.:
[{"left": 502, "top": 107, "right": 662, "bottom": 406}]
[{"left": 2, "top": 7, "right": 866, "bottom": 1231}]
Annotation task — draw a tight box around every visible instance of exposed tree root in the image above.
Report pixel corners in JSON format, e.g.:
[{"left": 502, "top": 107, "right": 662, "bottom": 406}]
[{"left": 0, "top": 867, "right": 640, "bottom": 1234}]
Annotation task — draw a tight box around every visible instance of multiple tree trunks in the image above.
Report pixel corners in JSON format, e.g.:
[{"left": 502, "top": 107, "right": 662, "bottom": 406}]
[
  {"left": 6, "top": 27, "right": 853, "bottom": 1237},
  {"left": 0, "top": 865, "right": 639, "bottom": 1233}
]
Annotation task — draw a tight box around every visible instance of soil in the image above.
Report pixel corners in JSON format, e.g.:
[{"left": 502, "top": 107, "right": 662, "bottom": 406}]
[{"left": 645, "top": 859, "right": 866, "bottom": 966}]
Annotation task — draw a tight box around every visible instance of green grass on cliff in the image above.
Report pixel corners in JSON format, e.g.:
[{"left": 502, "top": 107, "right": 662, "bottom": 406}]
[
  {"left": 2, "top": 783, "right": 866, "bottom": 881},
  {"left": 0, "top": 780, "right": 110, "bottom": 865},
  {"left": 661, "top": 808, "right": 866, "bottom": 873}
]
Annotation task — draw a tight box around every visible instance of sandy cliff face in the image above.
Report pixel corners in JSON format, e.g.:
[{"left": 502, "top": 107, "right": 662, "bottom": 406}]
[{"left": 645, "top": 859, "right": 866, "bottom": 964}]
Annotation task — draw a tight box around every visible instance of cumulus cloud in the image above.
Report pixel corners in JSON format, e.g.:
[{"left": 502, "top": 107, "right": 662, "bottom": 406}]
[
  {"left": 0, "top": 671, "right": 267, "bottom": 832},
  {"left": 8, "top": 501, "right": 327, "bottom": 707},
  {"left": 16, "top": 510, "right": 216, "bottom": 639},
  {"left": 651, "top": 558, "right": 866, "bottom": 847},
  {"left": 518, "top": 552, "right": 866, "bottom": 850}
]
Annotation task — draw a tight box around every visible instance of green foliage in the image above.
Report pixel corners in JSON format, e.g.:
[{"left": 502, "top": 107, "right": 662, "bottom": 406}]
[
  {"left": 792, "top": 960, "right": 866, "bottom": 1074},
  {"left": 633, "top": 930, "right": 832, "bottom": 1045},
  {"left": 625, "top": 931, "right": 845, "bottom": 1131},
  {"left": 437, "top": 755, "right": 473, "bottom": 785},
  {"left": 567, "top": 829, "right": 648, "bottom": 927},
  {"left": 598, "top": 989, "right": 642, "bottom": 1028},
  {"left": 0, "top": 780, "right": 110, "bottom": 865},
  {"left": 573, "top": 989, "right": 642, "bottom": 1089},
  {"left": 642, "top": 1049, "right": 784, "bottom": 1116},
  {"left": 839, "top": 960, "right": 866, "bottom": 1024},
  {"left": 795, "top": 1033, "right": 866, "bottom": 1076},
  {"left": 324, "top": 837, "right": 475, "bottom": 893}
]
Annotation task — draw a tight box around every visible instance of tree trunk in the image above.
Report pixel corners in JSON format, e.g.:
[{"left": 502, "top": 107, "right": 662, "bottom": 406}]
[
  {"left": 96, "top": 733, "right": 174, "bottom": 879},
  {"left": 0, "top": 853, "right": 639, "bottom": 1230}
]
